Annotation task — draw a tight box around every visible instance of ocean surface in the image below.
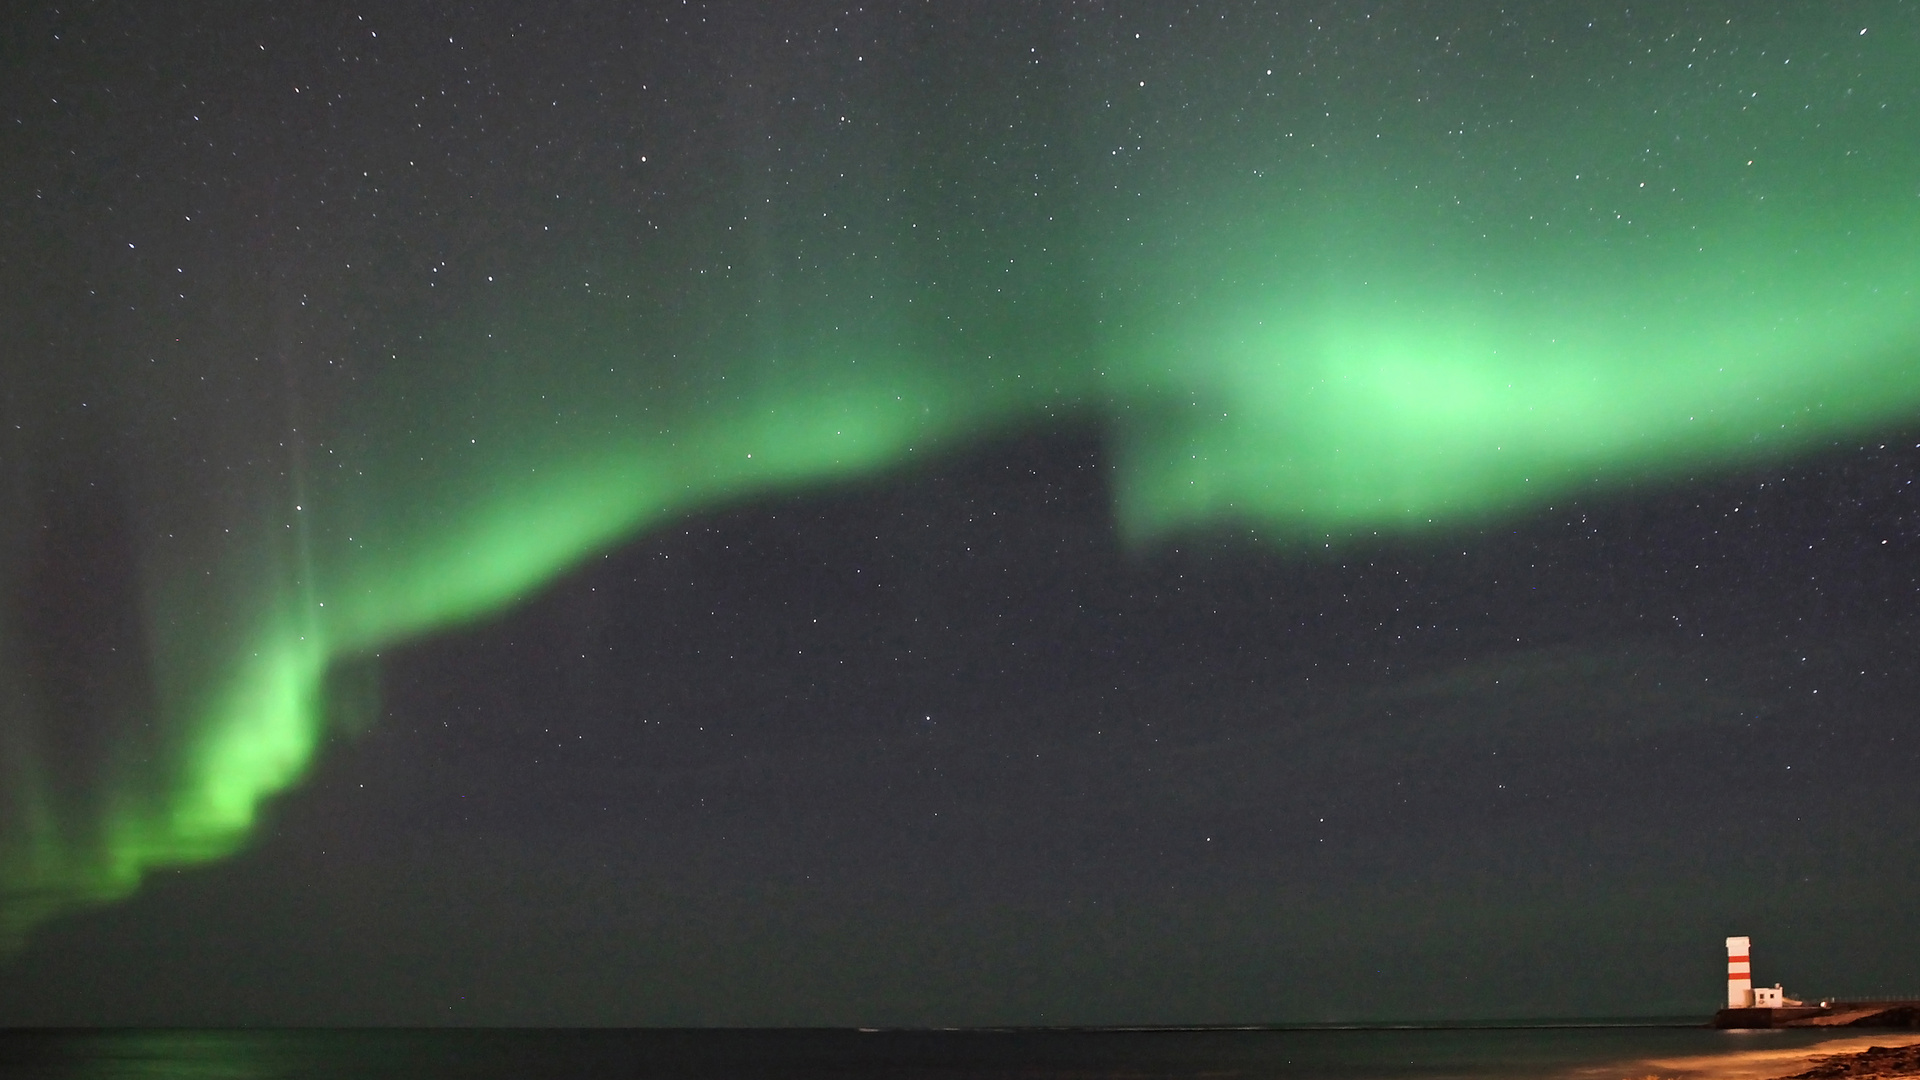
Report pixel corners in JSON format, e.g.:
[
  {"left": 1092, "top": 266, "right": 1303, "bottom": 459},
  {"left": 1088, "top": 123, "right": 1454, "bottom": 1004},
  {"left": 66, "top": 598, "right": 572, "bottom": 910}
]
[{"left": 0, "top": 1023, "right": 1875, "bottom": 1080}]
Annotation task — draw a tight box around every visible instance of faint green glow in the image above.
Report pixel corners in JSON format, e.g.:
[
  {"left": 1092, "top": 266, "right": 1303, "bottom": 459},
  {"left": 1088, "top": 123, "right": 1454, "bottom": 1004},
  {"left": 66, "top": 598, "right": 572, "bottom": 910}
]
[{"left": 5, "top": 9, "right": 1919, "bottom": 947}]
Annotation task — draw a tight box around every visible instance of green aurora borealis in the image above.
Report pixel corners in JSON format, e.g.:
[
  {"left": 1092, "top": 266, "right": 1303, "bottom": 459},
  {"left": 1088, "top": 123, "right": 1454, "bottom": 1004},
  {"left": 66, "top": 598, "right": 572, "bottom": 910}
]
[{"left": 3, "top": 4, "right": 1918, "bottom": 949}]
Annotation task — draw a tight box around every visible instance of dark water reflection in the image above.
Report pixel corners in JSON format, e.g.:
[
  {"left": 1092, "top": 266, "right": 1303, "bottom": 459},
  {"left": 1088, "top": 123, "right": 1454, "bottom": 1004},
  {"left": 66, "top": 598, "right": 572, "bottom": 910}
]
[{"left": 0, "top": 1025, "right": 1864, "bottom": 1080}]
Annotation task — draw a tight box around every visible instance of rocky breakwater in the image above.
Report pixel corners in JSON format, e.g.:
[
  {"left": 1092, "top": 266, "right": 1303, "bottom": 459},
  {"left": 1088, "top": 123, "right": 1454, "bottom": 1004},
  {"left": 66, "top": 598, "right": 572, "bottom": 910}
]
[{"left": 1716, "top": 1003, "right": 1920, "bottom": 1030}]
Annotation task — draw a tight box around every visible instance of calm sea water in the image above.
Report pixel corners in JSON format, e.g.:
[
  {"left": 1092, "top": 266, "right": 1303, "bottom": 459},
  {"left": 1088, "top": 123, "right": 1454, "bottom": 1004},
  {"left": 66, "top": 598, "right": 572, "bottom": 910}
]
[{"left": 0, "top": 1024, "right": 1863, "bottom": 1080}]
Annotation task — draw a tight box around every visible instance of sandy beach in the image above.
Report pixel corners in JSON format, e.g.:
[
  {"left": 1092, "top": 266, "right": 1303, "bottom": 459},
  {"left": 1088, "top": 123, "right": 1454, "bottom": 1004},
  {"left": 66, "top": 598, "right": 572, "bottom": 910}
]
[{"left": 1602, "top": 1034, "right": 1920, "bottom": 1080}]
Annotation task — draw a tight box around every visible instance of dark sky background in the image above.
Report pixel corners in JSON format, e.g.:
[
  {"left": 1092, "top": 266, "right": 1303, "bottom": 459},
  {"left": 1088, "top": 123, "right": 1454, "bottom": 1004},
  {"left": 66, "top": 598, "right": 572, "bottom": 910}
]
[{"left": 2, "top": 1, "right": 1918, "bottom": 1026}]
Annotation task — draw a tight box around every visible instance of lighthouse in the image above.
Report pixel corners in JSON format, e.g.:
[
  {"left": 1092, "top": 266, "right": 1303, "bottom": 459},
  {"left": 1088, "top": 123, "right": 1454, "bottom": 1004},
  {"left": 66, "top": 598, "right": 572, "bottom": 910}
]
[
  {"left": 1727, "top": 935, "right": 1752, "bottom": 1009},
  {"left": 1713, "top": 935, "right": 1919, "bottom": 1028}
]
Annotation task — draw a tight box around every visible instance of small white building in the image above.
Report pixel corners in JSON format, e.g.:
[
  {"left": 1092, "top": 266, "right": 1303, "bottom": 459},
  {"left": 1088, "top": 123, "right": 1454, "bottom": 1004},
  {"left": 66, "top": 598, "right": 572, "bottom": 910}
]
[{"left": 1753, "top": 984, "right": 1786, "bottom": 1008}]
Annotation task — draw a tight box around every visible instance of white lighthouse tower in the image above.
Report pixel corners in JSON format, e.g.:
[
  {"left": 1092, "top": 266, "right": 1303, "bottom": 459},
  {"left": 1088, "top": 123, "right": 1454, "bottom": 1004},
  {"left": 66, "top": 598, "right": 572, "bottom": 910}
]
[{"left": 1727, "top": 936, "right": 1753, "bottom": 1008}]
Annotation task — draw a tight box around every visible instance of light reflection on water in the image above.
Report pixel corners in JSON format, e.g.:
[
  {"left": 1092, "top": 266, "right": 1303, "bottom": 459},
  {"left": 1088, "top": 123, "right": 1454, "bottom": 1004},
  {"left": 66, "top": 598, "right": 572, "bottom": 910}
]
[{"left": 12, "top": 1029, "right": 295, "bottom": 1080}]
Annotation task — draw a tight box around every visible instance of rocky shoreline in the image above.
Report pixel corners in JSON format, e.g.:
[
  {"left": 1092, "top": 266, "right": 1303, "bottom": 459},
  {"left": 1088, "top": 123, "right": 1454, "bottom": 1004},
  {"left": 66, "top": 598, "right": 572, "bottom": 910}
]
[{"left": 1767, "top": 1042, "right": 1920, "bottom": 1080}]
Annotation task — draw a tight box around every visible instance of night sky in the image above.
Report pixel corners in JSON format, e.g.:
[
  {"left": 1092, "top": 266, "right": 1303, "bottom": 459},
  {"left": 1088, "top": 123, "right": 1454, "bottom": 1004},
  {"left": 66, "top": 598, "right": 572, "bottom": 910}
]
[{"left": 2, "top": 1, "right": 1918, "bottom": 1026}]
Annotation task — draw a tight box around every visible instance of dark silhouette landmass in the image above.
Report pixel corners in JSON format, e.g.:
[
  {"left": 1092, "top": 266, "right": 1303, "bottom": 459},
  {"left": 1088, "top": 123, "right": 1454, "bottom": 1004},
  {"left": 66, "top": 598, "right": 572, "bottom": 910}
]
[{"left": 1717, "top": 1004, "right": 1920, "bottom": 1030}]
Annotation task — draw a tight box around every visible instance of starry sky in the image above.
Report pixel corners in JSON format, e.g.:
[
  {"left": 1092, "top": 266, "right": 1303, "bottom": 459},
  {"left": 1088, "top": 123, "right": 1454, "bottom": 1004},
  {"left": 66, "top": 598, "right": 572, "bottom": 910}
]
[{"left": 2, "top": 1, "right": 1918, "bottom": 1026}]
